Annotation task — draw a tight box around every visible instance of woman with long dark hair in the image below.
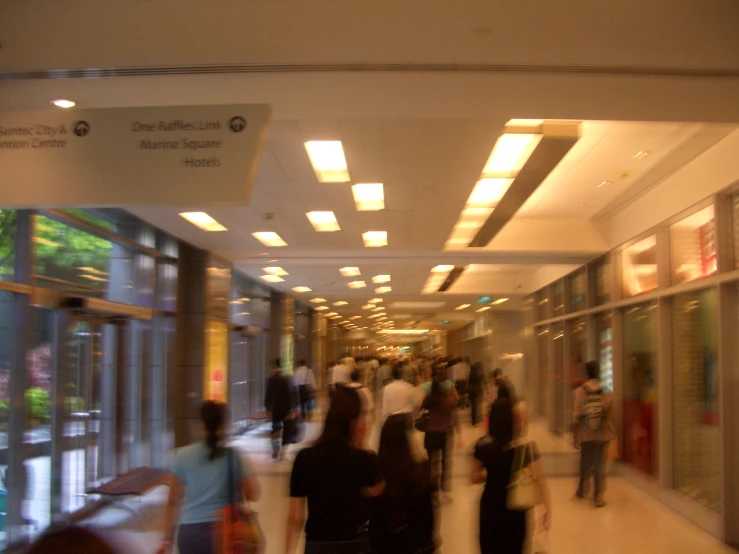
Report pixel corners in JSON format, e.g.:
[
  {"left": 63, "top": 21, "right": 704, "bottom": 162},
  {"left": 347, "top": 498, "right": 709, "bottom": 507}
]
[
  {"left": 286, "top": 386, "right": 385, "bottom": 554},
  {"left": 421, "top": 361, "right": 461, "bottom": 501},
  {"left": 370, "top": 414, "right": 436, "bottom": 554},
  {"left": 471, "top": 398, "right": 551, "bottom": 554},
  {"left": 159, "top": 401, "right": 261, "bottom": 554}
]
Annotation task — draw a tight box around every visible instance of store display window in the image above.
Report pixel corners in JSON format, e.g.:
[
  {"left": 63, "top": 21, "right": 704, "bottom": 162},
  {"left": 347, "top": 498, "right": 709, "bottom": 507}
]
[
  {"left": 622, "top": 235, "right": 658, "bottom": 298},
  {"left": 670, "top": 205, "right": 717, "bottom": 285},
  {"left": 569, "top": 270, "right": 587, "bottom": 312}
]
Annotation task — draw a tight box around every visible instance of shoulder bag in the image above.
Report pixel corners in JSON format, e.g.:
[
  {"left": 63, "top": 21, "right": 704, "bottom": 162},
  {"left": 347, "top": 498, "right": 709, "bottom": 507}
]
[
  {"left": 506, "top": 441, "right": 538, "bottom": 511},
  {"left": 216, "top": 448, "right": 265, "bottom": 554}
]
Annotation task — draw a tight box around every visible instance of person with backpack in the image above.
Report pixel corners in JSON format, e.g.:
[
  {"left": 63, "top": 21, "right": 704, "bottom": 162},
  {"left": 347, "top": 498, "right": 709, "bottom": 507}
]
[{"left": 572, "top": 360, "right": 615, "bottom": 507}]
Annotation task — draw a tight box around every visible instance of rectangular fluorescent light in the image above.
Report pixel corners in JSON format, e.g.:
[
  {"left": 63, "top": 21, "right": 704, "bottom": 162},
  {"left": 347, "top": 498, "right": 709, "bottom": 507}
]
[
  {"left": 348, "top": 281, "right": 366, "bottom": 289},
  {"left": 263, "top": 267, "right": 288, "bottom": 276},
  {"left": 369, "top": 313, "right": 383, "bottom": 319},
  {"left": 476, "top": 306, "right": 491, "bottom": 313},
  {"left": 340, "top": 267, "right": 361, "bottom": 277},
  {"left": 379, "top": 330, "right": 429, "bottom": 335},
  {"left": 315, "top": 306, "right": 329, "bottom": 311},
  {"left": 362, "top": 304, "right": 376, "bottom": 310},
  {"left": 369, "top": 298, "right": 383, "bottom": 303},
  {"left": 252, "top": 232, "right": 287, "bottom": 247},
  {"left": 455, "top": 304, "right": 471, "bottom": 310},
  {"left": 261, "top": 274, "right": 284, "bottom": 283},
  {"left": 482, "top": 133, "right": 541, "bottom": 178},
  {"left": 432, "top": 265, "right": 454, "bottom": 273},
  {"left": 372, "top": 307, "right": 385, "bottom": 312},
  {"left": 375, "top": 286, "right": 392, "bottom": 294},
  {"left": 492, "top": 298, "right": 510, "bottom": 305},
  {"left": 306, "top": 211, "right": 340, "bottom": 232},
  {"left": 333, "top": 301, "right": 348, "bottom": 306},
  {"left": 304, "top": 141, "right": 350, "bottom": 183},
  {"left": 310, "top": 298, "right": 327, "bottom": 303},
  {"left": 363, "top": 231, "right": 387, "bottom": 247},
  {"left": 372, "top": 275, "right": 391, "bottom": 284},
  {"left": 325, "top": 312, "right": 338, "bottom": 317},
  {"left": 352, "top": 183, "right": 385, "bottom": 211},
  {"left": 467, "top": 178, "right": 512, "bottom": 207},
  {"left": 180, "top": 212, "right": 227, "bottom": 232},
  {"left": 349, "top": 315, "right": 361, "bottom": 320},
  {"left": 292, "top": 286, "right": 312, "bottom": 293},
  {"left": 392, "top": 301, "right": 446, "bottom": 309}
]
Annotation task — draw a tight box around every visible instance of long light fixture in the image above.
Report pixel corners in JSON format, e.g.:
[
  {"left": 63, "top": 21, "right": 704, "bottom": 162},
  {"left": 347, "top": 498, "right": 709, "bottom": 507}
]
[
  {"left": 371, "top": 307, "right": 385, "bottom": 312},
  {"left": 352, "top": 183, "right": 385, "bottom": 211},
  {"left": 314, "top": 306, "right": 329, "bottom": 311},
  {"left": 467, "top": 179, "right": 512, "bottom": 207},
  {"left": 51, "top": 99, "right": 76, "bottom": 109},
  {"left": 292, "top": 286, "right": 312, "bottom": 293},
  {"left": 252, "top": 232, "right": 287, "bottom": 247},
  {"left": 349, "top": 315, "right": 362, "bottom": 320},
  {"left": 333, "top": 301, "right": 348, "bottom": 306},
  {"left": 375, "top": 286, "right": 392, "bottom": 294},
  {"left": 348, "top": 281, "right": 367, "bottom": 289},
  {"left": 310, "top": 298, "right": 327, "bottom": 304},
  {"left": 481, "top": 133, "right": 541, "bottom": 178},
  {"left": 476, "top": 306, "right": 491, "bottom": 313},
  {"left": 431, "top": 265, "right": 454, "bottom": 273},
  {"left": 180, "top": 212, "right": 227, "bottom": 232},
  {"left": 369, "top": 298, "right": 383, "bottom": 303},
  {"left": 304, "top": 141, "right": 350, "bottom": 183},
  {"left": 372, "top": 275, "right": 391, "bottom": 284},
  {"left": 263, "top": 267, "right": 288, "bottom": 276},
  {"left": 261, "top": 274, "right": 284, "bottom": 283},
  {"left": 378, "top": 329, "right": 429, "bottom": 335},
  {"left": 340, "top": 267, "right": 361, "bottom": 277},
  {"left": 363, "top": 231, "right": 387, "bottom": 248},
  {"left": 306, "top": 211, "right": 341, "bottom": 232},
  {"left": 362, "top": 304, "right": 376, "bottom": 310},
  {"left": 492, "top": 298, "right": 510, "bottom": 305}
]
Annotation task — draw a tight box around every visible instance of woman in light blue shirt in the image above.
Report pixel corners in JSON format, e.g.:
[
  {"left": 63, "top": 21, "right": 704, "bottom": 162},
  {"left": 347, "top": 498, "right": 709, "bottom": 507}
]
[{"left": 160, "top": 401, "right": 261, "bottom": 554}]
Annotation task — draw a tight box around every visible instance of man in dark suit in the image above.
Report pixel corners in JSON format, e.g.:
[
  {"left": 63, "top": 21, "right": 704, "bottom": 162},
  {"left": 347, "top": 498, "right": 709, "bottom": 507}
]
[{"left": 265, "top": 358, "right": 297, "bottom": 461}]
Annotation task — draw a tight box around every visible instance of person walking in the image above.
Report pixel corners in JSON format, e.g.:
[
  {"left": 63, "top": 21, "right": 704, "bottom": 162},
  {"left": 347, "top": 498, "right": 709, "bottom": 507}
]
[
  {"left": 382, "top": 362, "right": 417, "bottom": 420},
  {"left": 265, "top": 358, "right": 297, "bottom": 461},
  {"left": 294, "top": 359, "right": 317, "bottom": 421},
  {"left": 285, "top": 386, "right": 385, "bottom": 554},
  {"left": 159, "top": 401, "right": 261, "bottom": 554},
  {"left": 370, "top": 414, "right": 436, "bottom": 554},
  {"left": 468, "top": 361, "right": 485, "bottom": 427},
  {"left": 420, "top": 362, "right": 461, "bottom": 502},
  {"left": 472, "top": 398, "right": 551, "bottom": 554},
  {"left": 573, "top": 360, "right": 615, "bottom": 507}
]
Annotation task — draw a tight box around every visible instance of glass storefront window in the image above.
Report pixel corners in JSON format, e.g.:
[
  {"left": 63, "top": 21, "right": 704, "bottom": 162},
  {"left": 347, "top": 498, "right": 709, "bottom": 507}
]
[
  {"left": 597, "top": 312, "right": 614, "bottom": 390},
  {"left": 231, "top": 272, "right": 271, "bottom": 329},
  {"left": 34, "top": 215, "right": 155, "bottom": 306},
  {"left": 623, "top": 301, "right": 659, "bottom": 477},
  {"left": 569, "top": 270, "right": 587, "bottom": 312},
  {"left": 622, "top": 235, "right": 658, "bottom": 298},
  {"left": 595, "top": 256, "right": 611, "bottom": 305},
  {"left": 536, "top": 289, "right": 549, "bottom": 321},
  {"left": 553, "top": 281, "right": 564, "bottom": 317},
  {"left": 672, "top": 289, "right": 720, "bottom": 511},
  {"left": 0, "top": 211, "right": 16, "bottom": 282},
  {"left": 538, "top": 327, "right": 549, "bottom": 419},
  {"left": 552, "top": 323, "right": 565, "bottom": 436},
  {"left": 670, "top": 205, "right": 717, "bottom": 285}
]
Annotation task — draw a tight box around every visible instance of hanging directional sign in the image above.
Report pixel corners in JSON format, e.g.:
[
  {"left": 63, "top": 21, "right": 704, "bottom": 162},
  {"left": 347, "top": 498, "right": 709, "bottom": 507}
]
[{"left": 0, "top": 104, "right": 271, "bottom": 206}]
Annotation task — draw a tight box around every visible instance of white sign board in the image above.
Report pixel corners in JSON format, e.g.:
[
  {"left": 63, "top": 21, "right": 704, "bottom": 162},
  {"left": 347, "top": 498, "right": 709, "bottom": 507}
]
[{"left": 0, "top": 104, "right": 271, "bottom": 206}]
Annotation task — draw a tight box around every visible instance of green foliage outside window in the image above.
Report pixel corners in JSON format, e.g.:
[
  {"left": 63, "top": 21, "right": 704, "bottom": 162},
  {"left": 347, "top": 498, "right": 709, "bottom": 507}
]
[
  {"left": 26, "top": 387, "right": 51, "bottom": 423},
  {"left": 0, "top": 210, "right": 16, "bottom": 280}
]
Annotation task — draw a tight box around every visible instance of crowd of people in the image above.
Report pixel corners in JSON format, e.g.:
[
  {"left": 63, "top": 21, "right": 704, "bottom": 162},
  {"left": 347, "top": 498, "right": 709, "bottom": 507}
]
[{"left": 27, "top": 354, "right": 615, "bottom": 554}]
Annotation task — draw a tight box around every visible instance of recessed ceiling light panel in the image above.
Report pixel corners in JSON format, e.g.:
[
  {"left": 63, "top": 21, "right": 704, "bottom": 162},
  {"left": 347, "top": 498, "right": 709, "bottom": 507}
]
[
  {"left": 348, "top": 281, "right": 367, "bottom": 289},
  {"left": 260, "top": 274, "right": 284, "bottom": 283},
  {"left": 372, "top": 275, "right": 391, "bottom": 284},
  {"left": 340, "top": 267, "right": 361, "bottom": 277},
  {"left": 352, "top": 183, "right": 385, "bottom": 211},
  {"left": 362, "top": 231, "right": 387, "bottom": 248},
  {"left": 180, "top": 212, "right": 228, "bottom": 232},
  {"left": 304, "top": 141, "right": 350, "bottom": 183},
  {"left": 375, "top": 286, "right": 392, "bottom": 294},
  {"left": 252, "top": 232, "right": 287, "bottom": 247},
  {"left": 292, "top": 286, "right": 312, "bottom": 293},
  {"left": 306, "top": 211, "right": 341, "bottom": 232},
  {"left": 310, "top": 298, "right": 327, "bottom": 303},
  {"left": 333, "top": 301, "right": 348, "bottom": 306},
  {"left": 263, "top": 267, "right": 288, "bottom": 276},
  {"left": 455, "top": 304, "right": 471, "bottom": 310}
]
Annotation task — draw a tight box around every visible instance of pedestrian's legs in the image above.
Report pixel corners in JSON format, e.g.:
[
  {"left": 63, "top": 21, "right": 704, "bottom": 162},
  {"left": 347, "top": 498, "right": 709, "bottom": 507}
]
[
  {"left": 577, "top": 441, "right": 594, "bottom": 498},
  {"left": 439, "top": 433, "right": 450, "bottom": 492},
  {"left": 470, "top": 392, "right": 479, "bottom": 425},
  {"left": 271, "top": 417, "right": 284, "bottom": 460},
  {"left": 593, "top": 441, "right": 608, "bottom": 503}
]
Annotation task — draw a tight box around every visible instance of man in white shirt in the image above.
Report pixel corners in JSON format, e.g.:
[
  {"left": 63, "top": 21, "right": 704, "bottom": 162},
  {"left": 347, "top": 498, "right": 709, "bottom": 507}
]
[
  {"left": 382, "top": 363, "right": 417, "bottom": 420},
  {"left": 331, "top": 360, "right": 352, "bottom": 386},
  {"left": 293, "top": 359, "right": 317, "bottom": 420}
]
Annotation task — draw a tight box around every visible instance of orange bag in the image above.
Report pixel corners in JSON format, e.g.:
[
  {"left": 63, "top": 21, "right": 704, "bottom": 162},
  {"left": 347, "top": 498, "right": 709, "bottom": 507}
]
[{"left": 215, "top": 449, "right": 264, "bottom": 554}]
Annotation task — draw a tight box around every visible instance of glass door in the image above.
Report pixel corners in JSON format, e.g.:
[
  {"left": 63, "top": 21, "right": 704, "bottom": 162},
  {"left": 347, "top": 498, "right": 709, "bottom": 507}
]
[{"left": 230, "top": 331, "right": 250, "bottom": 429}]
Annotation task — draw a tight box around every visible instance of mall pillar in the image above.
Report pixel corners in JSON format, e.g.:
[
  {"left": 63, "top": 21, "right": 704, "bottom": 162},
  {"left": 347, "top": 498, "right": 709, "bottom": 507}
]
[
  {"left": 269, "top": 292, "right": 295, "bottom": 374},
  {"left": 173, "top": 244, "right": 231, "bottom": 447}
]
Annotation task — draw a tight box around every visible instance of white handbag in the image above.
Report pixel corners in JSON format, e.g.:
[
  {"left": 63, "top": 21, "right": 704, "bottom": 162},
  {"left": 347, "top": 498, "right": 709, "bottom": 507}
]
[{"left": 506, "top": 441, "right": 538, "bottom": 511}]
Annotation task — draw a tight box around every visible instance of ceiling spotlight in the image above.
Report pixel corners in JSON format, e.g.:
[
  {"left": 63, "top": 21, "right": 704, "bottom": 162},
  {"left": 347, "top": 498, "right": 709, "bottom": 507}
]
[{"left": 51, "top": 99, "right": 75, "bottom": 109}]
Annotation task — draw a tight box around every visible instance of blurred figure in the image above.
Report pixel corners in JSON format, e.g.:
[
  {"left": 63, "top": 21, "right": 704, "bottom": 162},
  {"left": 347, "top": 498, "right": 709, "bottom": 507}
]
[
  {"left": 370, "top": 414, "right": 436, "bottom": 554},
  {"left": 421, "top": 362, "right": 461, "bottom": 502},
  {"left": 286, "top": 386, "right": 384, "bottom": 554},
  {"left": 160, "top": 401, "right": 260, "bottom": 554},
  {"left": 382, "top": 362, "right": 417, "bottom": 420},
  {"left": 294, "top": 359, "right": 317, "bottom": 421},
  {"left": 468, "top": 361, "right": 485, "bottom": 427},
  {"left": 378, "top": 358, "right": 393, "bottom": 387},
  {"left": 573, "top": 360, "right": 615, "bottom": 507},
  {"left": 27, "top": 526, "right": 120, "bottom": 554},
  {"left": 472, "top": 398, "right": 551, "bottom": 554},
  {"left": 331, "top": 357, "right": 352, "bottom": 388},
  {"left": 265, "top": 358, "right": 298, "bottom": 461},
  {"left": 493, "top": 368, "right": 517, "bottom": 400},
  {"left": 451, "top": 357, "right": 469, "bottom": 408},
  {"left": 348, "top": 368, "right": 376, "bottom": 431}
]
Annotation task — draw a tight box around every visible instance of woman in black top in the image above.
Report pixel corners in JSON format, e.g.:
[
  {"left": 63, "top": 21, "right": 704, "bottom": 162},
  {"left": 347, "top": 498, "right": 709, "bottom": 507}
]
[
  {"left": 471, "top": 398, "right": 551, "bottom": 554},
  {"left": 370, "top": 414, "right": 436, "bottom": 554},
  {"left": 287, "top": 386, "right": 385, "bottom": 554}
]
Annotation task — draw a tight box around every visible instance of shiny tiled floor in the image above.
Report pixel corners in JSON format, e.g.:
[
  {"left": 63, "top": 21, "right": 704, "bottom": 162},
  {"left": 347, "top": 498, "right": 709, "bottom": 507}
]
[{"left": 250, "top": 473, "right": 735, "bottom": 554}]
